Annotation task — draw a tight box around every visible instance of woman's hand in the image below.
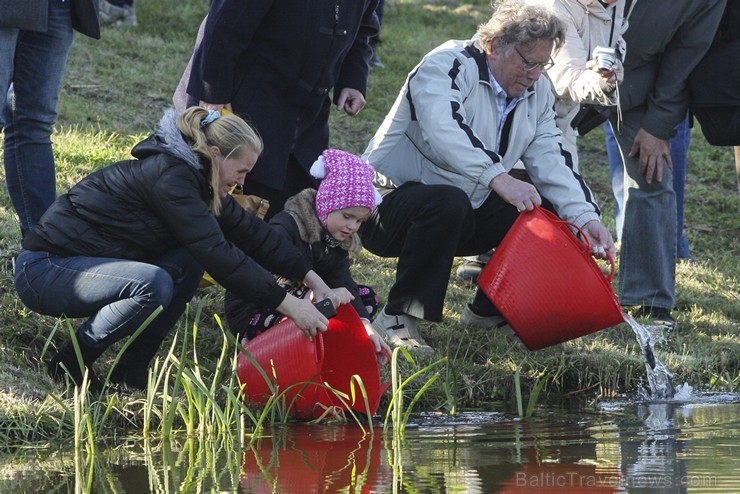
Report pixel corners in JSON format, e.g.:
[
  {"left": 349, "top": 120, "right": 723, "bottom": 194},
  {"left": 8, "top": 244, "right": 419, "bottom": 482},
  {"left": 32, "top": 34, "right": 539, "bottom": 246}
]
[
  {"left": 276, "top": 294, "right": 328, "bottom": 341},
  {"left": 336, "top": 88, "right": 366, "bottom": 116},
  {"left": 364, "top": 320, "right": 391, "bottom": 365},
  {"left": 586, "top": 59, "right": 623, "bottom": 85}
]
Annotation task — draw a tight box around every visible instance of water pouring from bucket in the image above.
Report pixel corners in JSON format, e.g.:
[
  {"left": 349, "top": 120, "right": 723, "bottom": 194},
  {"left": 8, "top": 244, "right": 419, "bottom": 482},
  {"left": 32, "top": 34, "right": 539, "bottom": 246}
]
[
  {"left": 623, "top": 315, "right": 676, "bottom": 399},
  {"left": 477, "top": 207, "right": 675, "bottom": 398}
]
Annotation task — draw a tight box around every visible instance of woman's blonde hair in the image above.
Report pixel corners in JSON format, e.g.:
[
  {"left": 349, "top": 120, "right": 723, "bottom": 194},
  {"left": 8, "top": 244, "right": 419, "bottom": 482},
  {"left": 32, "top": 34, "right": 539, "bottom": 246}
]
[
  {"left": 177, "top": 107, "right": 263, "bottom": 215},
  {"left": 478, "top": 3, "right": 565, "bottom": 56}
]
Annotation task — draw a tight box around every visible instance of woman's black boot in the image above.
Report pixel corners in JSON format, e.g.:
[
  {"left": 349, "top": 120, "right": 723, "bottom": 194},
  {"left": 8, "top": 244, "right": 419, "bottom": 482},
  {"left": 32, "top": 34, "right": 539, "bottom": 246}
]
[
  {"left": 47, "top": 339, "right": 104, "bottom": 392},
  {"left": 109, "top": 335, "right": 164, "bottom": 391}
]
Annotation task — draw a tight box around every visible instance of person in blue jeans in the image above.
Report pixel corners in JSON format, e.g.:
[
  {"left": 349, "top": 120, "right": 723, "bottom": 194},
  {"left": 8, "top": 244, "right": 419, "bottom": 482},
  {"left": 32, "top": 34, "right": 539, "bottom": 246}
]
[
  {"left": 606, "top": 0, "right": 724, "bottom": 330},
  {"left": 605, "top": 113, "right": 692, "bottom": 260},
  {"left": 14, "top": 107, "right": 344, "bottom": 392},
  {"left": 1, "top": 0, "right": 99, "bottom": 238},
  {"left": 369, "top": 0, "right": 385, "bottom": 69}
]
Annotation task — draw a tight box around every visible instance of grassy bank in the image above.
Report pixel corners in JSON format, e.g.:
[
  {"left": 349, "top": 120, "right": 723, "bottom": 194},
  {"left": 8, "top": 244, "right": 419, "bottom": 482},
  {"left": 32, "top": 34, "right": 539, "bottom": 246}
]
[{"left": 1, "top": 0, "right": 738, "bottom": 444}]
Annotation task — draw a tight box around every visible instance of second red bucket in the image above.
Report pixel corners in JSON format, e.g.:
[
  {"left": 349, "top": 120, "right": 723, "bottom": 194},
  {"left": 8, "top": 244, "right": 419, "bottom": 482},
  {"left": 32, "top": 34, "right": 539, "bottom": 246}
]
[
  {"left": 237, "top": 304, "right": 390, "bottom": 419},
  {"left": 477, "top": 207, "right": 624, "bottom": 350}
]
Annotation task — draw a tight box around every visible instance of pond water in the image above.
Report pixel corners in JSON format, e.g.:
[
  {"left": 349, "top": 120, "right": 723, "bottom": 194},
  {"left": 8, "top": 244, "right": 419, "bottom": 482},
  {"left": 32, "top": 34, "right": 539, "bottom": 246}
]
[{"left": 1, "top": 392, "right": 739, "bottom": 493}]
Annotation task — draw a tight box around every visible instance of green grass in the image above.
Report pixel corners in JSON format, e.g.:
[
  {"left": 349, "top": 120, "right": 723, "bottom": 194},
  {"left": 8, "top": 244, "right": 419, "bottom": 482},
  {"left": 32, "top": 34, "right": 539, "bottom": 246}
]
[{"left": 1, "top": 0, "right": 739, "bottom": 445}]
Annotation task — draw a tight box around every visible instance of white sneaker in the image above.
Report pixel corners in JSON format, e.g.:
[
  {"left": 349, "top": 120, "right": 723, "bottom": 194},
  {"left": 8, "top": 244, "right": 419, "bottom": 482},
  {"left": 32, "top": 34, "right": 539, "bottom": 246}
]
[
  {"left": 459, "top": 304, "right": 515, "bottom": 336},
  {"left": 374, "top": 307, "right": 434, "bottom": 354}
]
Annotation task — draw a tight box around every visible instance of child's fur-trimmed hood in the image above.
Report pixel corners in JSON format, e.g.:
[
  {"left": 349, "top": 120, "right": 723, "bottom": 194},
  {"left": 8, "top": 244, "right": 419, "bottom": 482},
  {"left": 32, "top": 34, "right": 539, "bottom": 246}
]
[{"left": 283, "top": 189, "right": 363, "bottom": 254}]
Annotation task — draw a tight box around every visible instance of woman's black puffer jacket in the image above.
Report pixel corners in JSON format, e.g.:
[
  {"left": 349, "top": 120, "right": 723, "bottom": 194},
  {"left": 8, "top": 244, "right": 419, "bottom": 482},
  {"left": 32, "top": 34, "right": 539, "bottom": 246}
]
[{"left": 22, "top": 109, "right": 309, "bottom": 309}]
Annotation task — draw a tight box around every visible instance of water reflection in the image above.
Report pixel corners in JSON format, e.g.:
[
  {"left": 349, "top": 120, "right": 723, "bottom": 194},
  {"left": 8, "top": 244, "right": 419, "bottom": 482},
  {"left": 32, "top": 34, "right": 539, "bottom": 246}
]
[
  {"left": 618, "top": 403, "right": 687, "bottom": 492},
  {"left": 241, "top": 425, "right": 391, "bottom": 492},
  {"left": 1, "top": 398, "right": 739, "bottom": 493},
  {"left": 603, "top": 399, "right": 740, "bottom": 493},
  {"left": 403, "top": 412, "right": 624, "bottom": 493}
]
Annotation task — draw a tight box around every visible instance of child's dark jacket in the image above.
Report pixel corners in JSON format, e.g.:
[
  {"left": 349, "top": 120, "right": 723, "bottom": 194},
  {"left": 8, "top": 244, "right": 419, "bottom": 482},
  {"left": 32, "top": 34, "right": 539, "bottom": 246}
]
[{"left": 224, "top": 189, "right": 369, "bottom": 334}]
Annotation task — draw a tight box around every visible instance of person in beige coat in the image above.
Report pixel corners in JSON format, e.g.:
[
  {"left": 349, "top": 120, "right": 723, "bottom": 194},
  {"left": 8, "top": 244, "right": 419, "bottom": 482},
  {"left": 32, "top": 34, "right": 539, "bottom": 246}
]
[{"left": 526, "top": 0, "right": 626, "bottom": 172}]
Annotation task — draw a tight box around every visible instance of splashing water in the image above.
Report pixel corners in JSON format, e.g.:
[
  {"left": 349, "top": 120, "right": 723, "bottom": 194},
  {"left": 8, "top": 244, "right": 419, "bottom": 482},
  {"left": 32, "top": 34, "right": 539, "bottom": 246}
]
[{"left": 623, "top": 314, "right": 675, "bottom": 399}]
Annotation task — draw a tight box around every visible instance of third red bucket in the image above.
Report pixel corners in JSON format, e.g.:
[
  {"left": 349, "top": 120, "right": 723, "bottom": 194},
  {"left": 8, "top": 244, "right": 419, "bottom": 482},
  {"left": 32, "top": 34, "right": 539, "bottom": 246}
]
[{"left": 477, "top": 207, "right": 625, "bottom": 350}]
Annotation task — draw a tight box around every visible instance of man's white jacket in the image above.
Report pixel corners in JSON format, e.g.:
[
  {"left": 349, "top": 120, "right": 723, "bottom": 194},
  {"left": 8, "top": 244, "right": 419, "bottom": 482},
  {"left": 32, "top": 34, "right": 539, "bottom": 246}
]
[{"left": 363, "top": 38, "right": 601, "bottom": 228}]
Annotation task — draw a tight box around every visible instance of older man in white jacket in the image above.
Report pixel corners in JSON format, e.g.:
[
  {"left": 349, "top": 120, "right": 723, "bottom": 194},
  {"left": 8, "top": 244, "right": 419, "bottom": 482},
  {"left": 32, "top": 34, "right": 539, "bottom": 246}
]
[{"left": 360, "top": 3, "right": 616, "bottom": 353}]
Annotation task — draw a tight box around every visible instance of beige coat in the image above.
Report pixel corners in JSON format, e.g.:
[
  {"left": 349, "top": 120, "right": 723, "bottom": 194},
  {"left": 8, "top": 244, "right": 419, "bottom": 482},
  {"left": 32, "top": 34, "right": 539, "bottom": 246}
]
[{"left": 526, "top": 0, "right": 626, "bottom": 171}]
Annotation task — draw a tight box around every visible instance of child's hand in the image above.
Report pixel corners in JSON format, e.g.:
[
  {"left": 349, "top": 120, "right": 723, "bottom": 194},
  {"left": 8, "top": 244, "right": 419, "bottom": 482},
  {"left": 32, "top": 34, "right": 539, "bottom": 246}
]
[
  {"left": 303, "top": 270, "right": 335, "bottom": 305},
  {"left": 364, "top": 321, "right": 391, "bottom": 365},
  {"left": 331, "top": 287, "right": 354, "bottom": 306},
  {"left": 309, "top": 286, "right": 353, "bottom": 312}
]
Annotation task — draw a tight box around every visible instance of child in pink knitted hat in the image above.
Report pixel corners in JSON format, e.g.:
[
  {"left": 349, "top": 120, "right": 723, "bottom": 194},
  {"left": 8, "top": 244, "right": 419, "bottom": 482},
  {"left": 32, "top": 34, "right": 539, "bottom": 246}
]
[
  {"left": 224, "top": 149, "right": 389, "bottom": 363},
  {"left": 312, "top": 148, "right": 383, "bottom": 233}
]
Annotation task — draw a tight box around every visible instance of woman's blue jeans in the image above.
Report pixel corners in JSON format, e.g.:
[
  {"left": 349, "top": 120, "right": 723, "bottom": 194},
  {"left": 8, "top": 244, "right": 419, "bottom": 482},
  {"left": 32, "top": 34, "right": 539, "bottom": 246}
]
[
  {"left": 14, "top": 249, "right": 204, "bottom": 350},
  {"left": 1, "top": 0, "right": 74, "bottom": 235}
]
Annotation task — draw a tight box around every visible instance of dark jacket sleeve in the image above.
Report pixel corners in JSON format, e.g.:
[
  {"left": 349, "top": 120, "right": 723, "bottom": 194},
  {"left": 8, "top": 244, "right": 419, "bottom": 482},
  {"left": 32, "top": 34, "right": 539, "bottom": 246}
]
[
  {"left": 622, "top": 0, "right": 727, "bottom": 139},
  {"left": 148, "top": 168, "right": 309, "bottom": 309},
  {"left": 70, "top": 0, "right": 101, "bottom": 39},
  {"left": 218, "top": 198, "right": 311, "bottom": 280},
  {"left": 0, "top": 0, "right": 47, "bottom": 31},
  {"left": 332, "top": 0, "right": 380, "bottom": 103}
]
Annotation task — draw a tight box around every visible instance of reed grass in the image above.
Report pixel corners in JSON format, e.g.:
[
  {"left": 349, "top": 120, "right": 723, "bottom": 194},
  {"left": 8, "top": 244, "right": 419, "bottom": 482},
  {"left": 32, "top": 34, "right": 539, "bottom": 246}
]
[
  {"left": 383, "top": 347, "right": 448, "bottom": 435},
  {"left": 513, "top": 363, "right": 554, "bottom": 419}
]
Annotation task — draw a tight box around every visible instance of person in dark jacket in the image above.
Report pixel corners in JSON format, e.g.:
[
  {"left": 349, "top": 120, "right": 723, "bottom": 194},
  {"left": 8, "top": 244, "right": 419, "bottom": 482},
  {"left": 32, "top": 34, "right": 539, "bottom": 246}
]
[
  {"left": 172, "top": 0, "right": 380, "bottom": 219},
  {"left": 225, "top": 149, "right": 390, "bottom": 362},
  {"left": 607, "top": 0, "right": 726, "bottom": 329},
  {"left": 14, "top": 107, "right": 348, "bottom": 391},
  {"left": 689, "top": 0, "right": 740, "bottom": 147},
  {"left": 1, "top": 0, "right": 99, "bottom": 237}
]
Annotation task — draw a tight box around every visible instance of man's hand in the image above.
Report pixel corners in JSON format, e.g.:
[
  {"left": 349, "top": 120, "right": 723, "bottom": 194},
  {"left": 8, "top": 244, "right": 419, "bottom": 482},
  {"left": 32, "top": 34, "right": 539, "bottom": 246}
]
[
  {"left": 336, "top": 88, "right": 366, "bottom": 116},
  {"left": 582, "top": 220, "right": 616, "bottom": 260},
  {"left": 199, "top": 101, "right": 233, "bottom": 112},
  {"left": 630, "top": 128, "right": 672, "bottom": 184},
  {"left": 490, "top": 173, "right": 542, "bottom": 211}
]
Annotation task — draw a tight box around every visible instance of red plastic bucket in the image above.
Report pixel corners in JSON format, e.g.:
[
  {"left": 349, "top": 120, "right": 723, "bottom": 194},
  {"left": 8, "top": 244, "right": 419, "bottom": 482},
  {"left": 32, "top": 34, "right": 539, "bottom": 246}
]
[
  {"left": 237, "top": 304, "right": 390, "bottom": 419},
  {"left": 477, "top": 207, "right": 624, "bottom": 350}
]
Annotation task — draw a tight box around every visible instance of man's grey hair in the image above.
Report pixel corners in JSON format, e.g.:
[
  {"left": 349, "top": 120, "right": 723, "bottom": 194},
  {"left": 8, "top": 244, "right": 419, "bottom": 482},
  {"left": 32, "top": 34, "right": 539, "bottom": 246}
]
[{"left": 477, "top": 2, "right": 566, "bottom": 55}]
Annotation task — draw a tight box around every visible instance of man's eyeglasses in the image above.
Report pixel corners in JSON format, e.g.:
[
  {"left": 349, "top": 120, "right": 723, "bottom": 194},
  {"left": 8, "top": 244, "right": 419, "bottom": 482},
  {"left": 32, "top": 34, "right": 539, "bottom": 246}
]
[{"left": 514, "top": 46, "right": 554, "bottom": 72}]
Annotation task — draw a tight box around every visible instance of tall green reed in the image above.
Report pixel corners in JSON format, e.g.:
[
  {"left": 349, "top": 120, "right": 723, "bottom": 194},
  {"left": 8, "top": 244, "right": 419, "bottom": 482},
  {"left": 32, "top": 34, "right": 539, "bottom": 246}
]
[
  {"left": 383, "top": 347, "right": 447, "bottom": 435},
  {"left": 513, "top": 361, "right": 553, "bottom": 419}
]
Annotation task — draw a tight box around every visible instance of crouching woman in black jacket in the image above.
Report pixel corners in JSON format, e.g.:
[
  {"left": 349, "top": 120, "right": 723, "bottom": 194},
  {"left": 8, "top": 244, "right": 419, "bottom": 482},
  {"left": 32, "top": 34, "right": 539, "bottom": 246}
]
[{"left": 14, "top": 106, "right": 347, "bottom": 391}]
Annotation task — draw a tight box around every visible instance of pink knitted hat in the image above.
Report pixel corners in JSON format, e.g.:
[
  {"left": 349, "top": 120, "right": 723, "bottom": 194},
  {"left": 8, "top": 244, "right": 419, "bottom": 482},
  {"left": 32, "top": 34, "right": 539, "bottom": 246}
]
[{"left": 311, "top": 149, "right": 382, "bottom": 228}]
